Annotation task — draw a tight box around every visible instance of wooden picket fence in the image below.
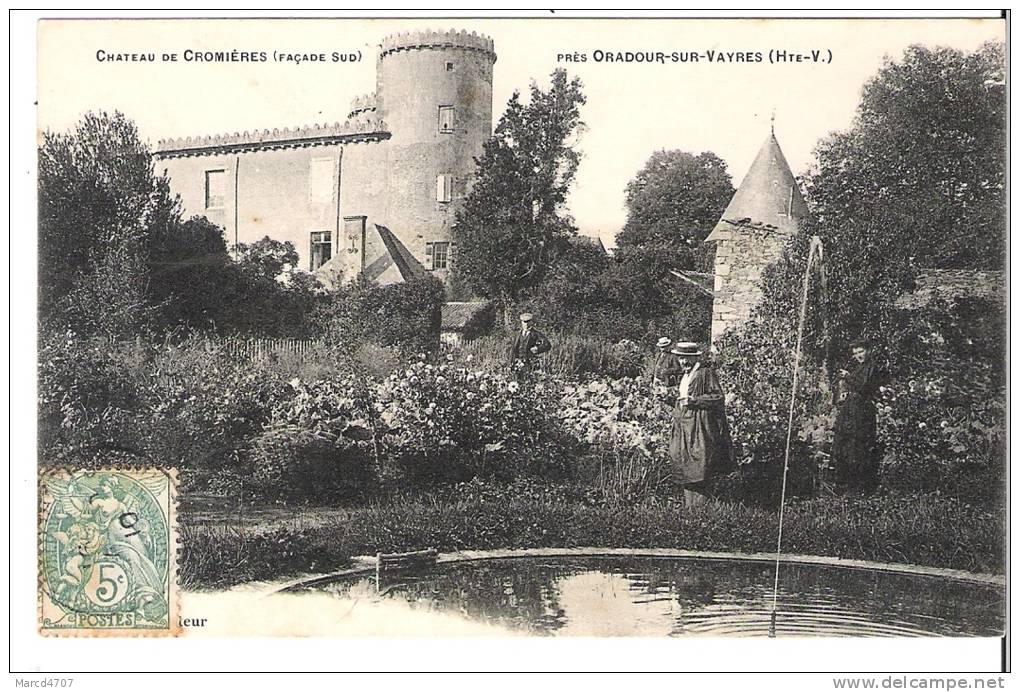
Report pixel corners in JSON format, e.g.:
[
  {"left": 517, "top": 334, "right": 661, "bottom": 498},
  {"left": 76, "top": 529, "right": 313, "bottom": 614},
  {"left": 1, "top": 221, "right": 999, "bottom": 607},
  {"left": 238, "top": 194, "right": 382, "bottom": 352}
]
[{"left": 207, "top": 336, "right": 324, "bottom": 360}]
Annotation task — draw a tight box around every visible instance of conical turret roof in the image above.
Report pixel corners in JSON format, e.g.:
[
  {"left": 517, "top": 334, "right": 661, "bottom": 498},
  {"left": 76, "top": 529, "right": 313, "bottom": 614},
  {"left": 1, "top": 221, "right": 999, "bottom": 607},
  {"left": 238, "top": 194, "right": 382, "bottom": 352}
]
[{"left": 707, "top": 132, "right": 807, "bottom": 241}]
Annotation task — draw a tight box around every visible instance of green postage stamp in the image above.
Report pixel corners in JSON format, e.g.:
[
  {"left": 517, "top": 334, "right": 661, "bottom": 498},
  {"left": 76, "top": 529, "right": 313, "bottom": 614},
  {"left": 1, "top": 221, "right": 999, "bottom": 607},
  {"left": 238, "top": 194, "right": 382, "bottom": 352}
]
[{"left": 39, "top": 468, "right": 179, "bottom": 636}]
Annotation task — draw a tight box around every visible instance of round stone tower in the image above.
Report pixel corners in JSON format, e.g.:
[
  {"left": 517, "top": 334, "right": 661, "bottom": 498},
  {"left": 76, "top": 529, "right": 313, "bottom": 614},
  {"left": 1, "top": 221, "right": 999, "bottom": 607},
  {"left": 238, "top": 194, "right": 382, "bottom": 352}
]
[{"left": 376, "top": 29, "right": 496, "bottom": 276}]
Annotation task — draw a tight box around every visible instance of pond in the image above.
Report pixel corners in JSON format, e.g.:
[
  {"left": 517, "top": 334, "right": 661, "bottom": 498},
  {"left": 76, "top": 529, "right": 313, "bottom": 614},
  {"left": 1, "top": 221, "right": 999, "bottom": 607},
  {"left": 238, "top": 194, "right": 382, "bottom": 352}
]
[{"left": 300, "top": 555, "right": 1004, "bottom": 637}]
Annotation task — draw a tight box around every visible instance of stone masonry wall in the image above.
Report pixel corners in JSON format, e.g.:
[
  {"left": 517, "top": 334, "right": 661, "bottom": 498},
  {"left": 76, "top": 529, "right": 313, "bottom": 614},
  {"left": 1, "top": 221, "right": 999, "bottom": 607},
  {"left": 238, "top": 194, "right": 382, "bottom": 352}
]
[{"left": 710, "top": 224, "right": 791, "bottom": 341}]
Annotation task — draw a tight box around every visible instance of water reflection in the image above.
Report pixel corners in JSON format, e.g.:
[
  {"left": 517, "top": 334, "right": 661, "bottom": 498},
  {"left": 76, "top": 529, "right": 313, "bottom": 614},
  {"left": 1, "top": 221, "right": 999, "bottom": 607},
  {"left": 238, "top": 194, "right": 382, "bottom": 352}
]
[{"left": 308, "top": 557, "right": 1003, "bottom": 637}]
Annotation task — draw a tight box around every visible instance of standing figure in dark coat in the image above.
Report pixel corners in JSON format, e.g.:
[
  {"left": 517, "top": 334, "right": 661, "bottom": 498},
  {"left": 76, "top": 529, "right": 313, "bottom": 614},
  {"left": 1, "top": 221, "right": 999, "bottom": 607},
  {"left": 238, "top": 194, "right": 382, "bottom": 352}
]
[
  {"left": 509, "top": 312, "right": 551, "bottom": 372},
  {"left": 667, "top": 342, "right": 735, "bottom": 508},
  {"left": 832, "top": 339, "right": 882, "bottom": 491},
  {"left": 652, "top": 337, "right": 683, "bottom": 386}
]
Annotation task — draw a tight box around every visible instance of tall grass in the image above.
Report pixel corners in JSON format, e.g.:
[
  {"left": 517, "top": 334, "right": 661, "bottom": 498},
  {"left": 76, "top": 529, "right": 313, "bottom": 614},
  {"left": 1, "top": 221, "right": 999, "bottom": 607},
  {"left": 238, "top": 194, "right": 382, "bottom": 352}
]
[
  {"left": 456, "top": 328, "right": 657, "bottom": 378},
  {"left": 180, "top": 485, "right": 1002, "bottom": 588}
]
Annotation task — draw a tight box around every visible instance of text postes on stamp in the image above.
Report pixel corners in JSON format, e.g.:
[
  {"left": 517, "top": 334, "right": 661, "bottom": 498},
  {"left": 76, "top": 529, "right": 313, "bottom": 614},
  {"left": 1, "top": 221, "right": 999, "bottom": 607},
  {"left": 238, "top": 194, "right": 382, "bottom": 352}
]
[{"left": 39, "top": 468, "right": 179, "bottom": 636}]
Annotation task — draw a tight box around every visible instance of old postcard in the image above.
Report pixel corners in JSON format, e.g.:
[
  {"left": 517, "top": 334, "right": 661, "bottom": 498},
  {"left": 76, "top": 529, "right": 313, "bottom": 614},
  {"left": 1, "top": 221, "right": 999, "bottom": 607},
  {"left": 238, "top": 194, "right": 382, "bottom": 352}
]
[{"left": 21, "top": 11, "right": 1007, "bottom": 671}]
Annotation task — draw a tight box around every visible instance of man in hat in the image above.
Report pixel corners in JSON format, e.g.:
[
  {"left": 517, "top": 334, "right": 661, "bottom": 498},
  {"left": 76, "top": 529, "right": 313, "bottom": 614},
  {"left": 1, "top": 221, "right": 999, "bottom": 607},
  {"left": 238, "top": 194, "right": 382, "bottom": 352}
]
[
  {"left": 652, "top": 337, "right": 683, "bottom": 386},
  {"left": 509, "top": 312, "right": 551, "bottom": 370},
  {"left": 668, "top": 342, "right": 735, "bottom": 509}
]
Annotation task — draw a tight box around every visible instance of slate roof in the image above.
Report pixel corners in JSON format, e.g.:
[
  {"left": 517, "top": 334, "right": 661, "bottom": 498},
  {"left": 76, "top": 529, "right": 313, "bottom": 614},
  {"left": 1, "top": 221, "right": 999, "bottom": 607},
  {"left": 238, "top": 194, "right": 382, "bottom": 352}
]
[
  {"left": 372, "top": 225, "right": 429, "bottom": 282},
  {"left": 313, "top": 224, "right": 427, "bottom": 288},
  {"left": 707, "top": 132, "right": 808, "bottom": 241}
]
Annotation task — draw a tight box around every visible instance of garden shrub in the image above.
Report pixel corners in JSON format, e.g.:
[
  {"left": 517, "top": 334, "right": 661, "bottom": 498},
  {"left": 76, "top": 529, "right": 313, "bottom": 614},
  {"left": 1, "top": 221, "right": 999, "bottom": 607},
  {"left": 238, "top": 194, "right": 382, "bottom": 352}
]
[
  {"left": 559, "top": 377, "right": 676, "bottom": 501},
  {"left": 248, "top": 375, "right": 379, "bottom": 501},
  {"left": 353, "top": 277, "right": 444, "bottom": 356},
  {"left": 38, "top": 333, "right": 147, "bottom": 466},
  {"left": 875, "top": 297, "right": 1005, "bottom": 505}
]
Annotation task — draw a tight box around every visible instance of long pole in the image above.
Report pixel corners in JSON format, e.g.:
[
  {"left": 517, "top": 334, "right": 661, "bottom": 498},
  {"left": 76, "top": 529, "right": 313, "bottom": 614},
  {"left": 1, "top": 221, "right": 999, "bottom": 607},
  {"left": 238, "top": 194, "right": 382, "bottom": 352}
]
[{"left": 769, "top": 236, "right": 821, "bottom": 638}]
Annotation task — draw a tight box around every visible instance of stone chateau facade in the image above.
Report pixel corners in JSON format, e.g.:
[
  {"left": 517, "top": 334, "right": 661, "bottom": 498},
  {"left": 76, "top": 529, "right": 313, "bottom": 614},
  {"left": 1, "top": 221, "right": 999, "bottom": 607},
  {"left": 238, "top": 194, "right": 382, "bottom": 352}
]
[
  {"left": 155, "top": 27, "right": 805, "bottom": 339},
  {"left": 154, "top": 30, "right": 496, "bottom": 287}
]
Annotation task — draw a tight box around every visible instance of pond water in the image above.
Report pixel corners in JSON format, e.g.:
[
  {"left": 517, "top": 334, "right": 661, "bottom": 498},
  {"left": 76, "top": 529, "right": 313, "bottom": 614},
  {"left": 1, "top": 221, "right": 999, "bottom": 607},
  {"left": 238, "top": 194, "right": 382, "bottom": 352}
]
[{"left": 303, "top": 556, "right": 1003, "bottom": 637}]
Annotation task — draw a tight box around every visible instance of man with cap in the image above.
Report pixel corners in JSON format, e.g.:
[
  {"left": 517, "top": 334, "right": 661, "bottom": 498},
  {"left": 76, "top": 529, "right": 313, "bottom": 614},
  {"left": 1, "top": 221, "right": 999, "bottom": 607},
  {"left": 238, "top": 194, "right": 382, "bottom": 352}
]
[
  {"left": 667, "top": 341, "right": 735, "bottom": 509},
  {"left": 652, "top": 337, "right": 683, "bottom": 386},
  {"left": 509, "top": 312, "right": 551, "bottom": 370}
]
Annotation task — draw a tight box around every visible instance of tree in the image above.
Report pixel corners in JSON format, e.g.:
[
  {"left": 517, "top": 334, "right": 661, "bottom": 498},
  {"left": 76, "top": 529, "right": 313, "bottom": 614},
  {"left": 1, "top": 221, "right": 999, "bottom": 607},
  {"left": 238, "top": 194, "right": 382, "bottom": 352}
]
[
  {"left": 804, "top": 41, "right": 1005, "bottom": 355},
  {"left": 526, "top": 241, "right": 712, "bottom": 342},
  {"left": 452, "top": 69, "right": 586, "bottom": 323},
  {"left": 147, "top": 215, "right": 234, "bottom": 332},
  {"left": 39, "top": 111, "right": 324, "bottom": 338},
  {"left": 235, "top": 236, "right": 300, "bottom": 283},
  {"left": 39, "top": 111, "right": 179, "bottom": 336},
  {"left": 616, "top": 150, "right": 734, "bottom": 267}
]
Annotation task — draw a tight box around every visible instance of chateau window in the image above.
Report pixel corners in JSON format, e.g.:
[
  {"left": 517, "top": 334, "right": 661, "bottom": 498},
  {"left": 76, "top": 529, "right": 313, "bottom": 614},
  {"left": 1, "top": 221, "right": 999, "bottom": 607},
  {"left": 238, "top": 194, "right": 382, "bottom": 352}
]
[
  {"left": 445, "top": 61, "right": 455, "bottom": 72},
  {"left": 438, "top": 105, "right": 455, "bottom": 134},
  {"left": 309, "top": 231, "right": 332, "bottom": 271},
  {"left": 426, "top": 241, "right": 453, "bottom": 271},
  {"left": 204, "top": 170, "right": 226, "bottom": 209},
  {"left": 436, "top": 174, "right": 453, "bottom": 203},
  {"left": 308, "top": 157, "right": 334, "bottom": 204}
]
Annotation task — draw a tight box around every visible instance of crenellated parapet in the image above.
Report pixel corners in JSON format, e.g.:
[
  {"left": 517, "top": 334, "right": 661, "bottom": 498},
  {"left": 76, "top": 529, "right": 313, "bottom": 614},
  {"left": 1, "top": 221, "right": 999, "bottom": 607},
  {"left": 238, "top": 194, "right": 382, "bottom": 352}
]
[
  {"left": 379, "top": 29, "right": 496, "bottom": 62},
  {"left": 347, "top": 92, "right": 378, "bottom": 119},
  {"left": 154, "top": 117, "right": 390, "bottom": 158}
]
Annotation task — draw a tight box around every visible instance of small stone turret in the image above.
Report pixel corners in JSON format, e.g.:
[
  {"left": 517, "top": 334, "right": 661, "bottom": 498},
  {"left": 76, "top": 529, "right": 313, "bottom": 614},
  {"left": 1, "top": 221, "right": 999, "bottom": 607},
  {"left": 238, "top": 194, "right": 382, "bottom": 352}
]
[{"left": 707, "top": 131, "right": 808, "bottom": 340}]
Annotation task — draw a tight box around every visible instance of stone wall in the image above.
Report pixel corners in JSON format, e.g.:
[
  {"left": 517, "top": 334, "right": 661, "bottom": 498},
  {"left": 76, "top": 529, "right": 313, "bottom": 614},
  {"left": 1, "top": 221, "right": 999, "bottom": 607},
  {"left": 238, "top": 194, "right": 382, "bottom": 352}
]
[
  {"left": 378, "top": 33, "right": 495, "bottom": 282},
  {"left": 155, "top": 29, "right": 496, "bottom": 285},
  {"left": 895, "top": 269, "right": 1006, "bottom": 310},
  {"left": 710, "top": 222, "right": 791, "bottom": 341},
  {"left": 157, "top": 141, "right": 391, "bottom": 271}
]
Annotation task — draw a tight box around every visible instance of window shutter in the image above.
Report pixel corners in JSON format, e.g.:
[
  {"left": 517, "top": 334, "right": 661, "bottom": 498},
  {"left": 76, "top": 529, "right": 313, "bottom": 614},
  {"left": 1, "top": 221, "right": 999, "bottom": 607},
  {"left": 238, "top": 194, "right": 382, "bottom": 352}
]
[
  {"left": 437, "top": 174, "right": 452, "bottom": 202},
  {"left": 449, "top": 242, "right": 457, "bottom": 268},
  {"left": 425, "top": 242, "right": 435, "bottom": 270}
]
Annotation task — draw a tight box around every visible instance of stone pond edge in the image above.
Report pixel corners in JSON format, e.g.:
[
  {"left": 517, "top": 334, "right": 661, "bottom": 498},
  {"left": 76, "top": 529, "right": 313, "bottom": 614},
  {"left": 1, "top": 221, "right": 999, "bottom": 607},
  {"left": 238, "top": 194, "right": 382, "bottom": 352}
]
[{"left": 234, "top": 547, "right": 1005, "bottom": 596}]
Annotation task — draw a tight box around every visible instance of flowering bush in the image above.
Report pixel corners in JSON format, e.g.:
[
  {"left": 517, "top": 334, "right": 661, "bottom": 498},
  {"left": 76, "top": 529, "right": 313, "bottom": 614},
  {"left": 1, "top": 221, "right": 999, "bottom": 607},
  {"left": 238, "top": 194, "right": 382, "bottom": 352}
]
[
  {"left": 376, "top": 359, "right": 569, "bottom": 483},
  {"left": 716, "top": 319, "right": 832, "bottom": 500},
  {"left": 559, "top": 377, "right": 670, "bottom": 456},
  {"left": 875, "top": 297, "right": 1006, "bottom": 504},
  {"left": 876, "top": 373, "right": 1004, "bottom": 502}
]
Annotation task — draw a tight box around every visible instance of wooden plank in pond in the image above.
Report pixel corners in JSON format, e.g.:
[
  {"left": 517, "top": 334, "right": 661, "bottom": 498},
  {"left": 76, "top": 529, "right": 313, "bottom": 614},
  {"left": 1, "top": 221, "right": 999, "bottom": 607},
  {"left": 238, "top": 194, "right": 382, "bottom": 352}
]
[{"left": 375, "top": 548, "right": 438, "bottom": 592}]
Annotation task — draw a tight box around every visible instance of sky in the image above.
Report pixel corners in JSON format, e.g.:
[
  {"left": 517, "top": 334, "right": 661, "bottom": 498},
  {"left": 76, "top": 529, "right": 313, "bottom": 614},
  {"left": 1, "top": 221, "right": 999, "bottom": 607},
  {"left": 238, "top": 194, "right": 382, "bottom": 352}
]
[{"left": 37, "top": 17, "right": 1004, "bottom": 247}]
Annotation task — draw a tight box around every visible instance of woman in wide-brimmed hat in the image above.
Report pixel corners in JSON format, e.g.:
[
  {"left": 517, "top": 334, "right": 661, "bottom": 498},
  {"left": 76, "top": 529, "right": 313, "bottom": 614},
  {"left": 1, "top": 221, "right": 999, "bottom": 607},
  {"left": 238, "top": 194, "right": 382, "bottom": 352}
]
[
  {"left": 667, "top": 342, "right": 734, "bottom": 508},
  {"left": 831, "top": 337, "right": 883, "bottom": 491}
]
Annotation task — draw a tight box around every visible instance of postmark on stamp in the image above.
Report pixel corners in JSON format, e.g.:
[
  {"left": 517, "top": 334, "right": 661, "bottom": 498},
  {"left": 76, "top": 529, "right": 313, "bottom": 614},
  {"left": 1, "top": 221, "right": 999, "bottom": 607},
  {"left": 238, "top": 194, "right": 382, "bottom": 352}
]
[{"left": 39, "top": 468, "right": 179, "bottom": 636}]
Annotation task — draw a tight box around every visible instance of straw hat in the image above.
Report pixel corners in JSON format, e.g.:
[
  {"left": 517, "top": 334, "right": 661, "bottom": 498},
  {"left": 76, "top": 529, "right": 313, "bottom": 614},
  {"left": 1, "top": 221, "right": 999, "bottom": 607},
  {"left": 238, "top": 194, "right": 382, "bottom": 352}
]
[
  {"left": 656, "top": 337, "right": 671, "bottom": 348},
  {"left": 670, "top": 341, "right": 702, "bottom": 357}
]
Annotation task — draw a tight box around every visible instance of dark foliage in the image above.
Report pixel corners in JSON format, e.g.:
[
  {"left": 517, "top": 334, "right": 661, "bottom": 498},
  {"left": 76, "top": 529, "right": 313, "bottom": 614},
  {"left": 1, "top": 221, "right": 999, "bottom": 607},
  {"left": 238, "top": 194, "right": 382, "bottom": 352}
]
[
  {"left": 452, "top": 69, "right": 586, "bottom": 322},
  {"left": 616, "top": 149, "right": 734, "bottom": 271}
]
